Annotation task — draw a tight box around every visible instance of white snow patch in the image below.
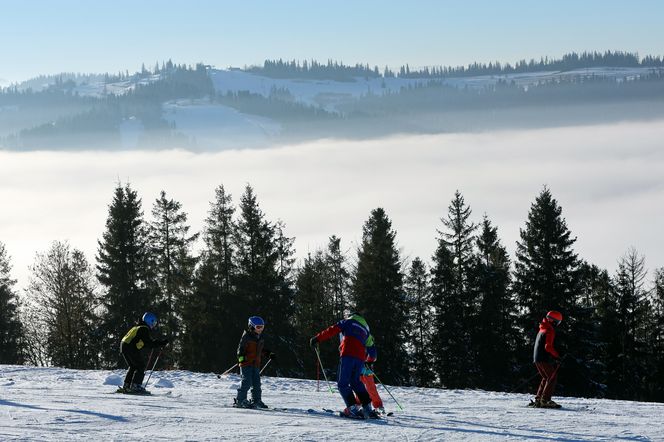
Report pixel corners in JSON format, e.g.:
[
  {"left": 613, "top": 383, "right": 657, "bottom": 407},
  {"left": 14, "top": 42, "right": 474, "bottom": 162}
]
[
  {"left": 152, "top": 378, "right": 174, "bottom": 388},
  {"left": 1, "top": 364, "right": 663, "bottom": 441},
  {"left": 163, "top": 99, "right": 281, "bottom": 150},
  {"left": 102, "top": 374, "right": 123, "bottom": 386}
]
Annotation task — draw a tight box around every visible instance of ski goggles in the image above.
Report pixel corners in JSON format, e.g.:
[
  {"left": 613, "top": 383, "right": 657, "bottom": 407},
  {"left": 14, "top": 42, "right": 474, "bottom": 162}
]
[{"left": 254, "top": 325, "right": 265, "bottom": 331}]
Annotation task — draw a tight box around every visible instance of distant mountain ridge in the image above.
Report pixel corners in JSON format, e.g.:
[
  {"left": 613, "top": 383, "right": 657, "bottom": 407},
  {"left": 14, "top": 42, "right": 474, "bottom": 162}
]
[{"left": 2, "top": 51, "right": 664, "bottom": 151}]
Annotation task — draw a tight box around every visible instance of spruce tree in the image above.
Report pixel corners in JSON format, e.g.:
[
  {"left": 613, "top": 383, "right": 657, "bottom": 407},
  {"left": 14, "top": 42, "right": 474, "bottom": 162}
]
[
  {"left": 430, "top": 229, "right": 460, "bottom": 387},
  {"left": 609, "top": 248, "right": 651, "bottom": 400},
  {"left": 325, "top": 235, "right": 350, "bottom": 320},
  {"left": 0, "top": 241, "right": 24, "bottom": 364},
  {"left": 180, "top": 184, "right": 235, "bottom": 371},
  {"left": 234, "top": 185, "right": 296, "bottom": 374},
  {"left": 352, "top": 208, "right": 407, "bottom": 384},
  {"left": 474, "top": 216, "right": 517, "bottom": 390},
  {"left": 513, "top": 187, "right": 581, "bottom": 330},
  {"left": 25, "top": 241, "right": 100, "bottom": 368},
  {"left": 294, "top": 250, "right": 336, "bottom": 377},
  {"left": 97, "top": 183, "right": 151, "bottom": 367},
  {"left": 431, "top": 191, "right": 478, "bottom": 388},
  {"left": 147, "top": 190, "right": 198, "bottom": 367},
  {"left": 513, "top": 187, "right": 586, "bottom": 395},
  {"left": 578, "top": 262, "right": 614, "bottom": 398},
  {"left": 404, "top": 257, "right": 433, "bottom": 386},
  {"left": 650, "top": 268, "right": 664, "bottom": 401}
]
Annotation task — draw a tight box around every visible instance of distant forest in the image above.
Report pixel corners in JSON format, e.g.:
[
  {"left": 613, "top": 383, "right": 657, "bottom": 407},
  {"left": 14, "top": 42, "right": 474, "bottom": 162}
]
[
  {"left": 1, "top": 184, "right": 663, "bottom": 404},
  {"left": 2, "top": 51, "right": 664, "bottom": 150},
  {"left": 247, "top": 51, "right": 664, "bottom": 81}
]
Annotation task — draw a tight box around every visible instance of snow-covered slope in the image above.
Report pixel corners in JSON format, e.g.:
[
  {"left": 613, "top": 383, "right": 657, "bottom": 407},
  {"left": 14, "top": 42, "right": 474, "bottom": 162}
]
[{"left": 1, "top": 365, "right": 661, "bottom": 441}]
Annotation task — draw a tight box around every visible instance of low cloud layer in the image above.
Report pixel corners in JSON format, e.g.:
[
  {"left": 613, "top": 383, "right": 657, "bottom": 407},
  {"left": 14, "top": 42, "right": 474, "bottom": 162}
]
[{"left": 2, "top": 120, "right": 663, "bottom": 290}]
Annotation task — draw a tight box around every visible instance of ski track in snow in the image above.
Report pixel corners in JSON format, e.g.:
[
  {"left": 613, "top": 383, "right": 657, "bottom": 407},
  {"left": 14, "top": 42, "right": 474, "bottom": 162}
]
[{"left": 0, "top": 365, "right": 661, "bottom": 441}]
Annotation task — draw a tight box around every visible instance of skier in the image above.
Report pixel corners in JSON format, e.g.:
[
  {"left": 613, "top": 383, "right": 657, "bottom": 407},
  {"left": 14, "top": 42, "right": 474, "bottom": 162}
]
[
  {"left": 234, "top": 316, "right": 275, "bottom": 409},
  {"left": 356, "top": 361, "right": 385, "bottom": 414},
  {"left": 309, "top": 312, "right": 379, "bottom": 419},
  {"left": 119, "top": 312, "right": 168, "bottom": 393},
  {"left": 531, "top": 310, "right": 563, "bottom": 408}
]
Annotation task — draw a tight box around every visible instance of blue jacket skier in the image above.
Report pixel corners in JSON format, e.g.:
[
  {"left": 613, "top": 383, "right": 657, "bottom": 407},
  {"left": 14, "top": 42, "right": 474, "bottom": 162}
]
[{"left": 310, "top": 312, "right": 379, "bottom": 419}]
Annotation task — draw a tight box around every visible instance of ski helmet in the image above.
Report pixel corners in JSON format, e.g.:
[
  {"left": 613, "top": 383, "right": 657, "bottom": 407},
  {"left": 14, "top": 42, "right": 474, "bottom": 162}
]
[
  {"left": 142, "top": 312, "right": 158, "bottom": 329},
  {"left": 546, "top": 310, "right": 563, "bottom": 325},
  {"left": 248, "top": 316, "right": 265, "bottom": 329}
]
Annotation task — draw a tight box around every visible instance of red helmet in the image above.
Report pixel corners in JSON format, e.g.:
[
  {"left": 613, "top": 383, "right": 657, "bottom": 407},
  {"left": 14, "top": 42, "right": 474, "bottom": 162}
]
[{"left": 546, "top": 310, "right": 563, "bottom": 325}]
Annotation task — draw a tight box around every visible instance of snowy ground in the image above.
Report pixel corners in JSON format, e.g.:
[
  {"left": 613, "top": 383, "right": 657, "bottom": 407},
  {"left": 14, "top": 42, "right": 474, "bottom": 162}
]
[{"left": 0, "top": 365, "right": 661, "bottom": 441}]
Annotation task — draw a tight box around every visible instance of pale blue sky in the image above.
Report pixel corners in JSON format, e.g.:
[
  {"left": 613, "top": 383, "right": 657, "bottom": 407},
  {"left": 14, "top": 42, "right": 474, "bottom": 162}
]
[{"left": 1, "top": 0, "right": 662, "bottom": 83}]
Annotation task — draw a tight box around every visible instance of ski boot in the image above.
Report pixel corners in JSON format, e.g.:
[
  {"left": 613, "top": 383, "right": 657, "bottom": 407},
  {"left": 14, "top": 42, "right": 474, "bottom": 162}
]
[
  {"left": 130, "top": 383, "right": 148, "bottom": 394},
  {"left": 252, "top": 399, "right": 268, "bottom": 409},
  {"left": 342, "top": 404, "right": 365, "bottom": 419},
  {"left": 362, "top": 404, "right": 380, "bottom": 419},
  {"left": 539, "top": 399, "right": 561, "bottom": 409},
  {"left": 527, "top": 398, "right": 541, "bottom": 408},
  {"left": 233, "top": 398, "right": 255, "bottom": 408}
]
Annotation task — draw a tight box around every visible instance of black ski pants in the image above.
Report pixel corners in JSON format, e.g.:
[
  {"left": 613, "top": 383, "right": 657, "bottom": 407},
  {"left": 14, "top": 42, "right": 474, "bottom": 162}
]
[
  {"left": 122, "top": 349, "right": 146, "bottom": 386},
  {"left": 236, "top": 365, "right": 262, "bottom": 402}
]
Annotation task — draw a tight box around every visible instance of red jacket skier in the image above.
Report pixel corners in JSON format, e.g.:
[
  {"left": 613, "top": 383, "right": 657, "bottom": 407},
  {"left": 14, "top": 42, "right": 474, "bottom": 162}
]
[
  {"left": 531, "top": 310, "right": 563, "bottom": 408},
  {"left": 310, "top": 312, "right": 379, "bottom": 419}
]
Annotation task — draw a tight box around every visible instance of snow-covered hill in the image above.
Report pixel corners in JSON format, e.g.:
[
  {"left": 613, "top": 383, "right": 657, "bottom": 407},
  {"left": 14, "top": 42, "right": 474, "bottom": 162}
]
[{"left": 1, "top": 365, "right": 661, "bottom": 441}]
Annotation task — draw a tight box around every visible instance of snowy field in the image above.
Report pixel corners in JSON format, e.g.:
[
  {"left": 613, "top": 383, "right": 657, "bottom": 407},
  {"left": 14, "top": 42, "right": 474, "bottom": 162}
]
[{"left": 1, "top": 365, "right": 661, "bottom": 441}]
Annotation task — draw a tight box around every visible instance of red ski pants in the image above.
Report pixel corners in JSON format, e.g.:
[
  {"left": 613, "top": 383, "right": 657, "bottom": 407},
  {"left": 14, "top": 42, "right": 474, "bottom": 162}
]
[
  {"left": 535, "top": 362, "right": 558, "bottom": 401},
  {"left": 354, "top": 374, "right": 384, "bottom": 408}
]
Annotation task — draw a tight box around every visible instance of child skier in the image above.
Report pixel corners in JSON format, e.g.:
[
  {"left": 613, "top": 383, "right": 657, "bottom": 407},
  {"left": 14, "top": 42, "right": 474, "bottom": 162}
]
[
  {"left": 119, "top": 312, "right": 168, "bottom": 393},
  {"left": 310, "top": 312, "right": 379, "bottom": 419},
  {"left": 531, "top": 310, "right": 563, "bottom": 408},
  {"left": 356, "top": 361, "right": 385, "bottom": 414},
  {"left": 234, "top": 316, "right": 275, "bottom": 409}
]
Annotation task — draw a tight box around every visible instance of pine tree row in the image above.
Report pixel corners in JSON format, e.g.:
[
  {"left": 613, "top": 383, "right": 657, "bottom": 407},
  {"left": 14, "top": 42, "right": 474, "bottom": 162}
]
[{"left": 1, "top": 184, "right": 663, "bottom": 402}]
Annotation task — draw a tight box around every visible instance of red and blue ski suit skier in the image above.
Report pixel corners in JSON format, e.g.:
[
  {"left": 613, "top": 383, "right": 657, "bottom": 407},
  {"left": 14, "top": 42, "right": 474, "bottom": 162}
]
[{"left": 312, "top": 314, "right": 375, "bottom": 408}]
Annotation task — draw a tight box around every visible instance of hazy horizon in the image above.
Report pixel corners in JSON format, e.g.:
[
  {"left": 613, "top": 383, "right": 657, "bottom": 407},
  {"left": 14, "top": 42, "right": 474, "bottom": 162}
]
[
  {"left": 2, "top": 0, "right": 664, "bottom": 84},
  {"left": 2, "top": 120, "right": 663, "bottom": 292}
]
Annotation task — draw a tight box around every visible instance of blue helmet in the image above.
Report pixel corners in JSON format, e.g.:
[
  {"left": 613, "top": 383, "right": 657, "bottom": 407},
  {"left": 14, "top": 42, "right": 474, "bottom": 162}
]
[
  {"left": 142, "top": 312, "right": 158, "bottom": 329},
  {"left": 248, "top": 316, "right": 265, "bottom": 329}
]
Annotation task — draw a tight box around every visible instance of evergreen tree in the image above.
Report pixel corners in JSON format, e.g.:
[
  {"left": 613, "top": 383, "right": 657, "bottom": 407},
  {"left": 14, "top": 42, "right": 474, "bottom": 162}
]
[
  {"left": 404, "top": 257, "right": 433, "bottom": 386},
  {"left": 609, "top": 248, "right": 651, "bottom": 400},
  {"left": 650, "top": 268, "right": 664, "bottom": 401},
  {"left": 578, "top": 262, "right": 613, "bottom": 398},
  {"left": 512, "top": 187, "right": 587, "bottom": 395},
  {"left": 325, "top": 235, "right": 350, "bottom": 319},
  {"left": 234, "top": 185, "right": 296, "bottom": 375},
  {"left": 97, "top": 183, "right": 151, "bottom": 367},
  {"left": 474, "top": 216, "right": 517, "bottom": 390},
  {"left": 25, "top": 241, "right": 100, "bottom": 368},
  {"left": 430, "top": 191, "right": 478, "bottom": 388},
  {"left": 0, "top": 241, "right": 24, "bottom": 364},
  {"left": 294, "top": 250, "right": 336, "bottom": 377},
  {"left": 430, "top": 229, "right": 460, "bottom": 387},
  {"left": 352, "top": 208, "right": 407, "bottom": 384},
  {"left": 147, "top": 190, "right": 198, "bottom": 367},
  {"left": 180, "top": 184, "right": 235, "bottom": 371}
]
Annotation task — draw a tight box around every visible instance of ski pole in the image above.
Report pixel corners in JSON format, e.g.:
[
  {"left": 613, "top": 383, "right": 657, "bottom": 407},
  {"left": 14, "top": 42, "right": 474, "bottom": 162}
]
[
  {"left": 217, "top": 363, "right": 239, "bottom": 378},
  {"left": 144, "top": 349, "right": 155, "bottom": 372},
  {"left": 370, "top": 370, "right": 404, "bottom": 411},
  {"left": 260, "top": 358, "right": 272, "bottom": 375},
  {"left": 508, "top": 371, "right": 541, "bottom": 394},
  {"left": 143, "top": 348, "right": 163, "bottom": 389},
  {"left": 314, "top": 346, "right": 334, "bottom": 394}
]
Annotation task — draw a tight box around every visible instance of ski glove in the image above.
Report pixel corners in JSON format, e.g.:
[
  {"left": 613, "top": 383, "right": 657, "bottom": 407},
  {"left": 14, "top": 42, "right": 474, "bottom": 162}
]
[
  {"left": 159, "top": 339, "right": 169, "bottom": 347},
  {"left": 268, "top": 352, "right": 276, "bottom": 360},
  {"left": 309, "top": 337, "right": 318, "bottom": 348}
]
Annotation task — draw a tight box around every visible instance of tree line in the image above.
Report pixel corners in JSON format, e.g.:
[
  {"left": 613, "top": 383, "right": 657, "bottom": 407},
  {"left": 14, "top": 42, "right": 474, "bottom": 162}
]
[{"left": 1, "top": 184, "right": 663, "bottom": 402}]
